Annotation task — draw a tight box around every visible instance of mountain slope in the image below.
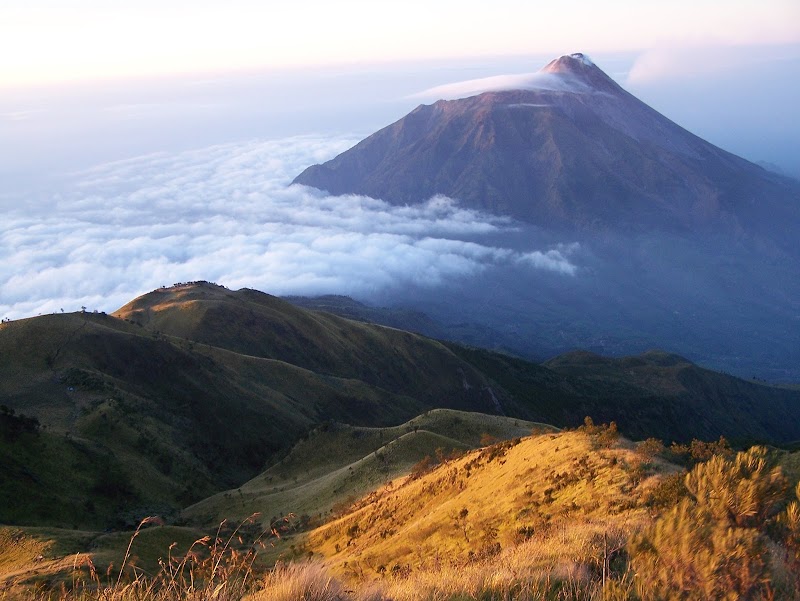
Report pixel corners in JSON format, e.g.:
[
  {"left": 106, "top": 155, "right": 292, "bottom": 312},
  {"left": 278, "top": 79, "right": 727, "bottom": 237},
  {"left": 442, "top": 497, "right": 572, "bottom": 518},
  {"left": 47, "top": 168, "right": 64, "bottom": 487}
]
[
  {"left": 293, "top": 54, "right": 800, "bottom": 249},
  {"left": 4, "top": 281, "right": 800, "bottom": 531},
  {"left": 452, "top": 345, "right": 800, "bottom": 445},
  {"left": 292, "top": 54, "right": 800, "bottom": 381},
  {"left": 0, "top": 284, "right": 501, "bottom": 528},
  {"left": 113, "top": 283, "right": 488, "bottom": 402}
]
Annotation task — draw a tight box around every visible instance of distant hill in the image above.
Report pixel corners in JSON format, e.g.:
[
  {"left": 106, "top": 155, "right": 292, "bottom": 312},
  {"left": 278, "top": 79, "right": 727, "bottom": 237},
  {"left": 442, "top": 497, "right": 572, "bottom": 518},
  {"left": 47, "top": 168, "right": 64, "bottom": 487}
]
[
  {"left": 452, "top": 345, "right": 800, "bottom": 445},
  {"left": 1, "top": 283, "right": 499, "bottom": 528},
  {"left": 283, "top": 294, "right": 447, "bottom": 340},
  {"left": 182, "top": 409, "right": 551, "bottom": 527},
  {"left": 112, "top": 283, "right": 493, "bottom": 404}
]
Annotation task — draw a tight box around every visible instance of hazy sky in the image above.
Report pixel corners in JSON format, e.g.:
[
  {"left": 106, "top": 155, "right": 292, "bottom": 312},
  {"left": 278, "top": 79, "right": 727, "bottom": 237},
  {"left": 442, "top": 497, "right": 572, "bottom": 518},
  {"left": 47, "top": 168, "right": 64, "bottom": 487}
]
[
  {"left": 1, "top": 2, "right": 799, "bottom": 320},
  {"left": 2, "top": 0, "right": 798, "bottom": 86}
]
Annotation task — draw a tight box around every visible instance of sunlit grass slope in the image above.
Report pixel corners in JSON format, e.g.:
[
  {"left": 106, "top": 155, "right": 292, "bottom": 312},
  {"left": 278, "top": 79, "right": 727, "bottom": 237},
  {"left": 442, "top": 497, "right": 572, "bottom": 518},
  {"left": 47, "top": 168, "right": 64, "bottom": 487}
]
[
  {"left": 0, "top": 524, "right": 205, "bottom": 591},
  {"left": 308, "top": 429, "right": 677, "bottom": 578}
]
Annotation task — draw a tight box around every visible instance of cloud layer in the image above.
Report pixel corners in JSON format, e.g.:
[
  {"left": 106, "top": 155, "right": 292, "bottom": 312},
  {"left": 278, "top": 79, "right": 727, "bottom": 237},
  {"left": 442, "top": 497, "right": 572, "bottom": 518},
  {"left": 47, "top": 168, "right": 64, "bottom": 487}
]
[
  {"left": 410, "top": 72, "right": 596, "bottom": 101},
  {"left": 1, "top": 136, "right": 579, "bottom": 320}
]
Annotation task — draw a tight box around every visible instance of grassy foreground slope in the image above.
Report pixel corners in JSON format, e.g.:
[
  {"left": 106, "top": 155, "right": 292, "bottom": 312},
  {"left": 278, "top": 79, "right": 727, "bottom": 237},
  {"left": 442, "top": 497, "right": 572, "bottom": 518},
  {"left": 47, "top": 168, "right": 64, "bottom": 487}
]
[
  {"left": 302, "top": 432, "right": 800, "bottom": 600},
  {"left": 307, "top": 428, "right": 674, "bottom": 577},
  {"left": 2, "top": 429, "right": 799, "bottom": 599},
  {"left": 0, "top": 409, "right": 547, "bottom": 593}
]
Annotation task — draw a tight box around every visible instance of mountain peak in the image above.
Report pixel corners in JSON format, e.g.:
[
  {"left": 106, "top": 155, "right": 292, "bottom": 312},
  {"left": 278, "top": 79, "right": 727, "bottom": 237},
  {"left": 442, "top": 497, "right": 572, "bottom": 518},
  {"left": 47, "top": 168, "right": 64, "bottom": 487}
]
[
  {"left": 539, "top": 52, "right": 619, "bottom": 92},
  {"left": 541, "top": 52, "right": 596, "bottom": 74},
  {"left": 292, "top": 52, "right": 800, "bottom": 242}
]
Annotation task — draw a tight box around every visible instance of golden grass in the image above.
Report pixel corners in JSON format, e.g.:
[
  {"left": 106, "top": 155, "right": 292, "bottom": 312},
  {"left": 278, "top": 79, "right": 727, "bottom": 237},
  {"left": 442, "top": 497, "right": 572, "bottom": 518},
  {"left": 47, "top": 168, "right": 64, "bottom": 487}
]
[
  {"left": 245, "top": 562, "right": 346, "bottom": 601},
  {"left": 358, "top": 541, "right": 608, "bottom": 601},
  {"left": 7, "top": 435, "right": 798, "bottom": 600},
  {"left": 0, "top": 516, "right": 276, "bottom": 601},
  {"left": 0, "top": 528, "right": 52, "bottom": 575},
  {"left": 307, "top": 430, "right": 671, "bottom": 577}
]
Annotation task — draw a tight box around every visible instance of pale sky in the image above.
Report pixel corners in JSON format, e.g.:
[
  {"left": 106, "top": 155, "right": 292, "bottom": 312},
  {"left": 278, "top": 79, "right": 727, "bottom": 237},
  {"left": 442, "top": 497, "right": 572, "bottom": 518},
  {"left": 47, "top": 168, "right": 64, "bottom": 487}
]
[{"left": 2, "top": 0, "right": 799, "bottom": 86}]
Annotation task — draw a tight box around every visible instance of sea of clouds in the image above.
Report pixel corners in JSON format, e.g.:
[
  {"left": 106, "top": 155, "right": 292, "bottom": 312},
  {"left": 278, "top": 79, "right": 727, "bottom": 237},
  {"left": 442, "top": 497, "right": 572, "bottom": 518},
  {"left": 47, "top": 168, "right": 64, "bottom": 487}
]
[{"left": 0, "top": 135, "right": 580, "bottom": 320}]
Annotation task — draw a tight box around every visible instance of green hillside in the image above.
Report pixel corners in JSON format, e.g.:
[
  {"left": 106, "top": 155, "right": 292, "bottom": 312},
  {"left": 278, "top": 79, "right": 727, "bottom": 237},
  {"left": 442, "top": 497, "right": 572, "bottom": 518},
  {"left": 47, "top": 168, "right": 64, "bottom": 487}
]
[
  {"left": 450, "top": 344, "right": 800, "bottom": 444},
  {"left": 3, "top": 281, "right": 800, "bottom": 533},
  {"left": 0, "top": 284, "right": 501, "bottom": 529}
]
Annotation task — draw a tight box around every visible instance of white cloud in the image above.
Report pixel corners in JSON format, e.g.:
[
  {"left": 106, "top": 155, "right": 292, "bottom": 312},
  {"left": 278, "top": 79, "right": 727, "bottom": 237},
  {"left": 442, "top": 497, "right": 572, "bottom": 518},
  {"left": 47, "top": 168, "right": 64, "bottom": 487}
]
[
  {"left": 0, "top": 135, "right": 579, "bottom": 320},
  {"left": 516, "top": 244, "right": 581, "bottom": 276},
  {"left": 410, "top": 72, "right": 594, "bottom": 101},
  {"left": 625, "top": 46, "right": 798, "bottom": 84}
]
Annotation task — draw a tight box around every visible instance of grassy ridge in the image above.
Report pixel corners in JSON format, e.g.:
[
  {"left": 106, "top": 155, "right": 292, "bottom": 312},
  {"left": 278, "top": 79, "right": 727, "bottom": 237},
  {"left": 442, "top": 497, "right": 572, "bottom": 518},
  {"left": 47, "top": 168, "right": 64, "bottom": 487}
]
[
  {"left": 0, "top": 285, "right": 501, "bottom": 529},
  {"left": 114, "top": 284, "right": 493, "bottom": 403},
  {"left": 307, "top": 429, "right": 672, "bottom": 576},
  {"left": 182, "top": 409, "right": 549, "bottom": 526},
  {"left": 0, "top": 410, "right": 549, "bottom": 593},
  {"left": 4, "top": 280, "right": 800, "bottom": 535}
]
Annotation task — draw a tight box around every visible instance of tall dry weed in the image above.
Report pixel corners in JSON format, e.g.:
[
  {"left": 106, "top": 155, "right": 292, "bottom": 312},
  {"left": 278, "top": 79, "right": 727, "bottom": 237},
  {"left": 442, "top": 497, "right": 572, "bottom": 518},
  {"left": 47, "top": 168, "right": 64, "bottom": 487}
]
[
  {"left": 16, "top": 514, "right": 277, "bottom": 601},
  {"left": 245, "top": 562, "right": 346, "bottom": 601}
]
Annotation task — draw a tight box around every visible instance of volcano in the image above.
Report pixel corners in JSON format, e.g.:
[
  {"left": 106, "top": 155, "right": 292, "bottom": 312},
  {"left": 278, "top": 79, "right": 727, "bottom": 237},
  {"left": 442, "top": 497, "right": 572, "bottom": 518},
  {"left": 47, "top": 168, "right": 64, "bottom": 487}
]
[
  {"left": 293, "top": 53, "right": 799, "bottom": 248},
  {"left": 291, "top": 54, "right": 800, "bottom": 380}
]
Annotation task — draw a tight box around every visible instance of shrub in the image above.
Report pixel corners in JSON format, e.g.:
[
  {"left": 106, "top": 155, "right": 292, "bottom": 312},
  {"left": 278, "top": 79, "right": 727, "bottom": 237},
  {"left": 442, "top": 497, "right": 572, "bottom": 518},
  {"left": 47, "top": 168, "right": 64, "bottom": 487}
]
[
  {"left": 635, "top": 438, "right": 665, "bottom": 462},
  {"left": 642, "top": 473, "right": 688, "bottom": 509},
  {"left": 668, "top": 436, "right": 733, "bottom": 466},
  {"left": 579, "top": 416, "right": 619, "bottom": 448},
  {"left": 630, "top": 499, "right": 770, "bottom": 600},
  {"left": 685, "top": 445, "right": 786, "bottom": 528},
  {"left": 479, "top": 433, "right": 499, "bottom": 446},
  {"left": 628, "top": 446, "right": 791, "bottom": 600},
  {"left": 408, "top": 455, "right": 433, "bottom": 480},
  {"left": 779, "top": 482, "right": 800, "bottom": 584}
]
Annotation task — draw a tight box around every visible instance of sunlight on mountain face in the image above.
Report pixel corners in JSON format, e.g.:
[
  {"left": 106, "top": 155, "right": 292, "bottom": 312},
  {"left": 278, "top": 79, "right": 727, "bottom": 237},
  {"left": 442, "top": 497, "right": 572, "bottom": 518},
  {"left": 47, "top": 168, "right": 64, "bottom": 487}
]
[{"left": 0, "top": 136, "right": 579, "bottom": 320}]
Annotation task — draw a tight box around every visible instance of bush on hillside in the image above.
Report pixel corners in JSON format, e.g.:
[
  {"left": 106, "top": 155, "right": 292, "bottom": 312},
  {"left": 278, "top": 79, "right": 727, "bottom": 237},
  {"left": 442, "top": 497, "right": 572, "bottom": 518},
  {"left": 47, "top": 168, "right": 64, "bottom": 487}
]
[
  {"left": 628, "top": 446, "right": 796, "bottom": 600},
  {"left": 779, "top": 481, "right": 800, "bottom": 590},
  {"left": 635, "top": 438, "right": 665, "bottom": 462},
  {"left": 667, "top": 436, "right": 733, "bottom": 466},
  {"left": 0, "top": 405, "right": 40, "bottom": 440},
  {"left": 578, "top": 416, "right": 619, "bottom": 448}
]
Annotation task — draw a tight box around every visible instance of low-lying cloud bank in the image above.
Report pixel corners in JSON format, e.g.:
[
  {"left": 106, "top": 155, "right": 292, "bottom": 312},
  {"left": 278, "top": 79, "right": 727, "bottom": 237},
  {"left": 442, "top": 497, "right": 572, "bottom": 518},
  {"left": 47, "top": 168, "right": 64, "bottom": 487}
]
[{"left": 1, "top": 136, "right": 580, "bottom": 320}]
